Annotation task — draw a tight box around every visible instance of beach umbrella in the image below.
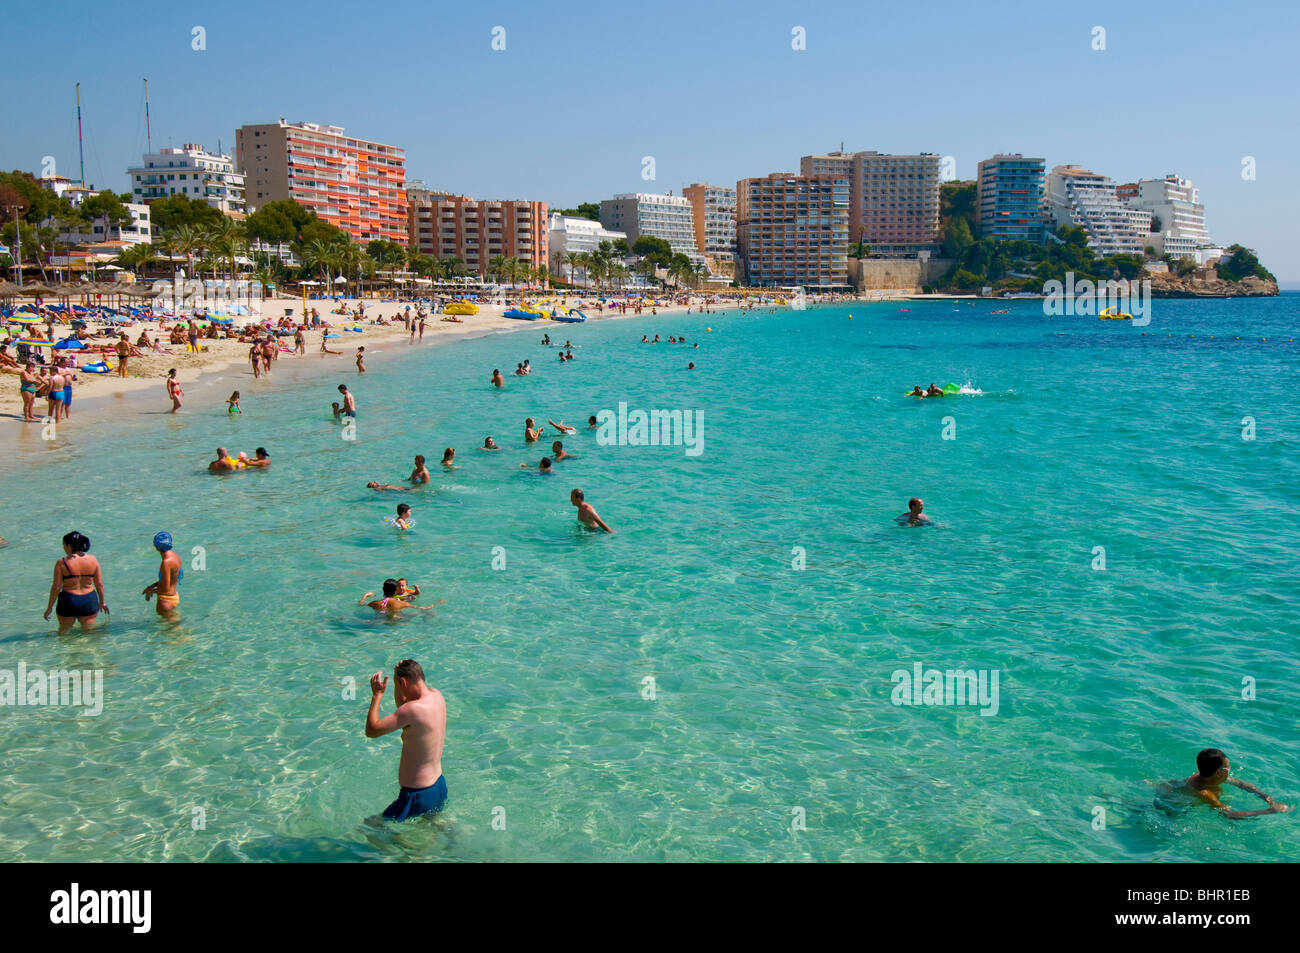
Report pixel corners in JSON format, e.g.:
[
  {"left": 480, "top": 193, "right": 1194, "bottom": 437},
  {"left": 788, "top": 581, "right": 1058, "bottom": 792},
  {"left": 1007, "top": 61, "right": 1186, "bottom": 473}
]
[
  {"left": 17, "top": 338, "right": 53, "bottom": 347},
  {"left": 323, "top": 333, "right": 340, "bottom": 339},
  {"left": 333, "top": 276, "right": 348, "bottom": 284},
  {"left": 7, "top": 315, "right": 40, "bottom": 324},
  {"left": 54, "top": 338, "right": 87, "bottom": 350}
]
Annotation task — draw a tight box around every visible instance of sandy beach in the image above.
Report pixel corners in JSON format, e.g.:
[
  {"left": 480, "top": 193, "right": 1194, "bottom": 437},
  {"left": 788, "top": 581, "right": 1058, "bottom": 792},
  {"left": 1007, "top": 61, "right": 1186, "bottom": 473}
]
[{"left": 0, "top": 292, "right": 726, "bottom": 429}]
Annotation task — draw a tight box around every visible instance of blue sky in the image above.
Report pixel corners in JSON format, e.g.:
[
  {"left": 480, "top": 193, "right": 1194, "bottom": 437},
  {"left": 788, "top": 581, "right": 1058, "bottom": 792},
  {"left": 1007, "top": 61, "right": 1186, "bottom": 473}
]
[{"left": 5, "top": 0, "right": 1298, "bottom": 279}]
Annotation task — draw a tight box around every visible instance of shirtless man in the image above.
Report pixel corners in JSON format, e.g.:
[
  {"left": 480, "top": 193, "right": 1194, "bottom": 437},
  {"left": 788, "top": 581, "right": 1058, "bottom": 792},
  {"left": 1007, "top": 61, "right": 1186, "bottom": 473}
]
[
  {"left": 45, "top": 368, "right": 66, "bottom": 422},
  {"left": 208, "top": 447, "right": 237, "bottom": 473},
  {"left": 925, "top": 382, "right": 945, "bottom": 397},
  {"left": 551, "top": 440, "right": 572, "bottom": 461},
  {"left": 524, "top": 418, "right": 543, "bottom": 442},
  {"left": 896, "top": 498, "right": 932, "bottom": 526},
  {"left": 409, "top": 455, "right": 430, "bottom": 484},
  {"left": 245, "top": 447, "right": 272, "bottom": 468},
  {"left": 365, "top": 658, "right": 448, "bottom": 821},
  {"left": 1158, "top": 748, "right": 1291, "bottom": 819},
  {"left": 491, "top": 369, "right": 505, "bottom": 388},
  {"left": 514, "top": 363, "right": 526, "bottom": 376},
  {"left": 338, "top": 384, "right": 356, "bottom": 418},
  {"left": 570, "top": 488, "right": 613, "bottom": 533},
  {"left": 548, "top": 419, "right": 577, "bottom": 435}
]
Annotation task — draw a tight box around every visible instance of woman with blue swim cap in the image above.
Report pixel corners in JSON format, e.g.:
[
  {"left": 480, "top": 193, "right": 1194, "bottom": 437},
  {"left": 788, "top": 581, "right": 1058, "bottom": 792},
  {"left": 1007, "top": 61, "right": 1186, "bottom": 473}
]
[{"left": 142, "top": 531, "right": 183, "bottom": 618}]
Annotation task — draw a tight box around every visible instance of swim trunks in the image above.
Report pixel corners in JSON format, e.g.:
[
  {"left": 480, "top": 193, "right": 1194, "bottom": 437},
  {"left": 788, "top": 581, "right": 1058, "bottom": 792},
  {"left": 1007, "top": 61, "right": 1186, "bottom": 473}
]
[
  {"left": 381, "top": 776, "right": 447, "bottom": 821},
  {"left": 344, "top": 410, "right": 356, "bottom": 418},
  {"left": 48, "top": 391, "right": 64, "bottom": 403},
  {"left": 62, "top": 388, "right": 71, "bottom": 405},
  {"left": 56, "top": 590, "right": 100, "bottom": 618}
]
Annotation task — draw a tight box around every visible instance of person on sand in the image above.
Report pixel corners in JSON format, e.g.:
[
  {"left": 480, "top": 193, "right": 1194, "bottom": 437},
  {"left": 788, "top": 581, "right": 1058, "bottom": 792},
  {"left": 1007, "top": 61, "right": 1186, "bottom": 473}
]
[
  {"left": 524, "top": 418, "right": 543, "bottom": 442},
  {"left": 896, "top": 498, "right": 932, "bottom": 526},
  {"left": 116, "top": 333, "right": 131, "bottom": 377},
  {"left": 321, "top": 338, "right": 341, "bottom": 356},
  {"left": 166, "top": 368, "right": 184, "bottom": 413},
  {"left": 364, "top": 658, "right": 448, "bottom": 821},
  {"left": 491, "top": 369, "right": 505, "bottom": 388},
  {"left": 570, "top": 488, "right": 613, "bottom": 533},
  {"left": 209, "top": 446, "right": 240, "bottom": 473},
  {"left": 482, "top": 436, "right": 500, "bottom": 451},
  {"left": 142, "top": 531, "right": 182, "bottom": 618},
  {"left": 294, "top": 327, "right": 306, "bottom": 356},
  {"left": 551, "top": 440, "right": 572, "bottom": 461},
  {"left": 548, "top": 419, "right": 576, "bottom": 435},
  {"left": 44, "top": 531, "right": 108, "bottom": 633},
  {"left": 1157, "top": 748, "right": 1291, "bottom": 819},
  {"left": 356, "top": 346, "right": 366, "bottom": 373},
  {"left": 409, "top": 455, "right": 430, "bottom": 484},
  {"left": 19, "top": 361, "right": 41, "bottom": 422},
  {"left": 338, "top": 384, "right": 356, "bottom": 418}
]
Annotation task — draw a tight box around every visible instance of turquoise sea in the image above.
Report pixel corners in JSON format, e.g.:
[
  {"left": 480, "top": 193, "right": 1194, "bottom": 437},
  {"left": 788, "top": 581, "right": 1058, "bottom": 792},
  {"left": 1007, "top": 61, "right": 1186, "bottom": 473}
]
[{"left": 1, "top": 296, "right": 1298, "bottom": 862}]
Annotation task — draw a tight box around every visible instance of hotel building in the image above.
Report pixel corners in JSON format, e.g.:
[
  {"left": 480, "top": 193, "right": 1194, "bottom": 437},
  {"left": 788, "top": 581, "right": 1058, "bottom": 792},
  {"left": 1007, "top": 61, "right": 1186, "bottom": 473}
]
[
  {"left": 407, "top": 187, "right": 548, "bottom": 278},
  {"left": 598, "top": 193, "right": 702, "bottom": 264},
  {"left": 548, "top": 214, "right": 627, "bottom": 258},
  {"left": 735, "top": 172, "right": 850, "bottom": 288},
  {"left": 127, "top": 145, "right": 246, "bottom": 214},
  {"left": 682, "top": 183, "right": 736, "bottom": 274},
  {"left": 975, "top": 154, "right": 1045, "bottom": 242},
  {"left": 799, "top": 151, "right": 941, "bottom": 257},
  {"left": 235, "top": 119, "right": 407, "bottom": 245},
  {"left": 1044, "top": 165, "right": 1149, "bottom": 257},
  {"left": 1123, "top": 175, "right": 1220, "bottom": 263}
]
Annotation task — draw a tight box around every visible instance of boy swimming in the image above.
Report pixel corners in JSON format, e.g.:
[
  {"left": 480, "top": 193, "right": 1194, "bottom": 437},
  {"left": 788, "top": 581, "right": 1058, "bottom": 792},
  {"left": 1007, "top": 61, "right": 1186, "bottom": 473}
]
[{"left": 1158, "top": 748, "right": 1291, "bottom": 819}]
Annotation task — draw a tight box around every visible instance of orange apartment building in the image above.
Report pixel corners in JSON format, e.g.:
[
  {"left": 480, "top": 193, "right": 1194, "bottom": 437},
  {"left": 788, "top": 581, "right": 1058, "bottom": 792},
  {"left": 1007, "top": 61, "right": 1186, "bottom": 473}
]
[
  {"left": 407, "top": 186, "right": 548, "bottom": 278},
  {"left": 235, "top": 120, "right": 407, "bottom": 245}
]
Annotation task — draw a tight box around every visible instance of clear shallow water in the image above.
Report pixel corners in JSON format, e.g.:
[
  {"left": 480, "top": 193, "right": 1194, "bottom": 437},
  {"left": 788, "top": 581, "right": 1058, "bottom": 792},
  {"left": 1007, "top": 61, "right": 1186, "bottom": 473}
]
[{"left": 1, "top": 297, "right": 1298, "bottom": 862}]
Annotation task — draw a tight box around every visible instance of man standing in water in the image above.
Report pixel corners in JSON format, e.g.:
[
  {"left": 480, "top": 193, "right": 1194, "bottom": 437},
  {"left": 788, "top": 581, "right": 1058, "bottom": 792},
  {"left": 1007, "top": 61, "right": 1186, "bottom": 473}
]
[
  {"left": 570, "top": 488, "right": 613, "bottom": 533},
  {"left": 365, "top": 659, "right": 448, "bottom": 821},
  {"left": 1161, "top": 748, "right": 1290, "bottom": 819}
]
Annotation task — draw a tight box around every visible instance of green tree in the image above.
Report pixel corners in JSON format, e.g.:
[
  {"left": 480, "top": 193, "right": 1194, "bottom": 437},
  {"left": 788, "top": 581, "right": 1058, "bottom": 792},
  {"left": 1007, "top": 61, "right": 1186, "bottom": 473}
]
[
  {"left": 1217, "top": 244, "right": 1274, "bottom": 282},
  {"left": 942, "top": 217, "right": 974, "bottom": 260},
  {"left": 632, "top": 235, "right": 672, "bottom": 265},
  {"left": 148, "top": 193, "right": 224, "bottom": 234}
]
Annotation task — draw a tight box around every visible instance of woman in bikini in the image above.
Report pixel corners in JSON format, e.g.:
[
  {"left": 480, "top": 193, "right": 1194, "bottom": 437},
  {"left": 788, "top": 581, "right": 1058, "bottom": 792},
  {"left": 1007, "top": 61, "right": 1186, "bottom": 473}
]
[
  {"left": 44, "top": 531, "right": 109, "bottom": 633},
  {"left": 142, "top": 531, "right": 182, "bottom": 618},
  {"left": 166, "top": 368, "right": 183, "bottom": 413}
]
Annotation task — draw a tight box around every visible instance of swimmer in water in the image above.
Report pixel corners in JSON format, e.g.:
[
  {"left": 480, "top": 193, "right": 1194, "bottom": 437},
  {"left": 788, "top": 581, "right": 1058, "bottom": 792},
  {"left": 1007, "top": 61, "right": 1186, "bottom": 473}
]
[
  {"left": 409, "top": 455, "right": 430, "bottom": 484},
  {"left": 492, "top": 369, "right": 505, "bottom": 388},
  {"left": 245, "top": 447, "right": 271, "bottom": 468},
  {"left": 688, "top": 362, "right": 695, "bottom": 370},
  {"left": 393, "top": 503, "right": 412, "bottom": 530},
  {"left": 524, "top": 418, "right": 543, "bottom": 442},
  {"left": 896, "top": 498, "right": 932, "bottom": 526},
  {"left": 570, "top": 488, "right": 613, "bottom": 533},
  {"left": 209, "top": 446, "right": 239, "bottom": 473},
  {"left": 441, "top": 448, "right": 456, "bottom": 468},
  {"left": 925, "top": 382, "right": 945, "bottom": 397},
  {"left": 331, "top": 401, "right": 343, "bottom": 422},
  {"left": 522, "top": 360, "right": 531, "bottom": 375},
  {"left": 1156, "top": 748, "right": 1291, "bottom": 819},
  {"left": 482, "top": 436, "right": 500, "bottom": 451},
  {"left": 548, "top": 419, "right": 576, "bottom": 435},
  {"left": 908, "top": 386, "right": 926, "bottom": 397},
  {"left": 514, "top": 362, "right": 526, "bottom": 376},
  {"left": 359, "top": 578, "right": 429, "bottom": 616},
  {"left": 551, "top": 440, "right": 572, "bottom": 461},
  {"left": 520, "top": 457, "right": 553, "bottom": 472},
  {"left": 142, "top": 531, "right": 182, "bottom": 618},
  {"left": 587, "top": 415, "right": 598, "bottom": 429},
  {"left": 338, "top": 385, "right": 356, "bottom": 418},
  {"left": 367, "top": 481, "right": 416, "bottom": 492}
]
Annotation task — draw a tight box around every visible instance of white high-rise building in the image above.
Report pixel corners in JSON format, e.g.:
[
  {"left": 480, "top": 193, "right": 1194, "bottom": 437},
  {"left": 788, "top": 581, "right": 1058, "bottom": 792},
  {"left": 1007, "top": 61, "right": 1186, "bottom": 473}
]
[
  {"left": 1126, "top": 175, "right": 1219, "bottom": 263},
  {"left": 548, "top": 214, "right": 627, "bottom": 258},
  {"left": 598, "top": 193, "right": 702, "bottom": 264},
  {"left": 1045, "top": 165, "right": 1148, "bottom": 257},
  {"left": 127, "top": 144, "right": 246, "bottom": 213}
]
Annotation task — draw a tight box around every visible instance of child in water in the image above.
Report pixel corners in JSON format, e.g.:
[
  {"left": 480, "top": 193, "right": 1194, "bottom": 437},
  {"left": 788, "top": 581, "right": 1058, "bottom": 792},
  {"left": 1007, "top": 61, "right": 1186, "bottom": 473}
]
[{"left": 227, "top": 391, "right": 241, "bottom": 416}]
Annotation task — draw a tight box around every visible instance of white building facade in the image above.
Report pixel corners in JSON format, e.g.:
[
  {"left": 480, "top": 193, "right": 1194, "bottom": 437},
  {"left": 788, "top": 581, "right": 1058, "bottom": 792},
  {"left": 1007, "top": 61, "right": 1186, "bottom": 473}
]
[
  {"left": 599, "top": 193, "right": 702, "bottom": 264},
  {"left": 1045, "top": 165, "right": 1149, "bottom": 257},
  {"left": 548, "top": 214, "right": 627, "bottom": 260},
  {"left": 1126, "top": 175, "right": 1221, "bottom": 264},
  {"left": 127, "top": 144, "right": 247, "bottom": 213}
]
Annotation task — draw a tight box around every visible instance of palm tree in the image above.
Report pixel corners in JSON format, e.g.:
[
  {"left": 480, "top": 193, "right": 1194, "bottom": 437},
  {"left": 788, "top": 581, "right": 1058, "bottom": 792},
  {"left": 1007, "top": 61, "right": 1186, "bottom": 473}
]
[
  {"left": 487, "top": 254, "right": 508, "bottom": 286},
  {"left": 565, "top": 251, "right": 581, "bottom": 287}
]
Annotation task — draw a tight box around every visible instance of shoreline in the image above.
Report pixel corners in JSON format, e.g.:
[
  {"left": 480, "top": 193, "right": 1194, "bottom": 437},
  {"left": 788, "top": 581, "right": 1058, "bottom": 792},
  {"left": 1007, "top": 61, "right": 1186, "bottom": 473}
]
[{"left": 0, "top": 293, "right": 753, "bottom": 472}]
